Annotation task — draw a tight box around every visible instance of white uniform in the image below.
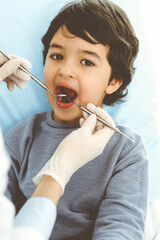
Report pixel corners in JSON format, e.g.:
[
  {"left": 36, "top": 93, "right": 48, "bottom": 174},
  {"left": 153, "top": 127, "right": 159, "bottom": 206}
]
[
  {"left": 145, "top": 199, "right": 160, "bottom": 240},
  {"left": 0, "top": 128, "right": 56, "bottom": 240}
]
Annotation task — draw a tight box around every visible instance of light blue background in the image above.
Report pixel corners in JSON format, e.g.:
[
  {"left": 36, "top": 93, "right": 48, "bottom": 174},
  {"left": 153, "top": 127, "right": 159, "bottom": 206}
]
[{"left": 0, "top": 0, "right": 159, "bottom": 201}]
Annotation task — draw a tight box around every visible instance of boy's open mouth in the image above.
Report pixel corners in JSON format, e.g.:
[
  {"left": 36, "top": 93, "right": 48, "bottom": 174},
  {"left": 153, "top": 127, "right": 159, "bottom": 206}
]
[{"left": 56, "top": 86, "right": 78, "bottom": 103}]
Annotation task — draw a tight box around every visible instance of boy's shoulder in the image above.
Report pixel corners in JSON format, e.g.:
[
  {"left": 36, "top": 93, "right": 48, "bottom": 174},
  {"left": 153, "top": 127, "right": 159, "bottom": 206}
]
[
  {"left": 113, "top": 120, "right": 147, "bottom": 158},
  {"left": 115, "top": 120, "right": 143, "bottom": 141}
]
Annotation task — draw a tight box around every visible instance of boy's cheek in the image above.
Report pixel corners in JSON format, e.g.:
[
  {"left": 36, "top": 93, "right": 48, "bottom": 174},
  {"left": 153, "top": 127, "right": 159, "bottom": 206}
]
[
  {"left": 43, "top": 66, "right": 53, "bottom": 84},
  {"left": 80, "top": 86, "right": 105, "bottom": 106},
  {"left": 80, "top": 96, "right": 104, "bottom": 109},
  {"left": 43, "top": 65, "right": 48, "bottom": 79}
]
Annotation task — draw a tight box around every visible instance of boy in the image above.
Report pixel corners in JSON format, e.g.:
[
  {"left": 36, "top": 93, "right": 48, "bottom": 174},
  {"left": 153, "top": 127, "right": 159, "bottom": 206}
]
[{"left": 5, "top": 0, "right": 148, "bottom": 239}]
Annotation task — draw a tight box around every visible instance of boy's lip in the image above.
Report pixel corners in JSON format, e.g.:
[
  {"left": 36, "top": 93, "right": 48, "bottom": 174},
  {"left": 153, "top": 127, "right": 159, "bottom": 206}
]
[
  {"left": 55, "top": 82, "right": 78, "bottom": 109},
  {"left": 56, "top": 98, "right": 74, "bottom": 108}
]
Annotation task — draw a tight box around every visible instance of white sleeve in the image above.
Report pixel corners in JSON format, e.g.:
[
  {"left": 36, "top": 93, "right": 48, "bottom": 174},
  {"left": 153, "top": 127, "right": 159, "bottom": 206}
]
[
  {"left": 0, "top": 128, "right": 15, "bottom": 240},
  {"left": 11, "top": 227, "right": 44, "bottom": 240},
  {"left": 0, "top": 127, "right": 57, "bottom": 240},
  {"left": 13, "top": 197, "right": 57, "bottom": 240},
  {"left": 145, "top": 199, "right": 160, "bottom": 240}
]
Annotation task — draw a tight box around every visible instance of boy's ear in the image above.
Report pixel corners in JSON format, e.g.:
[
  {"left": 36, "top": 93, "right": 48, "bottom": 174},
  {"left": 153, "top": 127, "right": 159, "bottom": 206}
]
[{"left": 105, "top": 78, "right": 122, "bottom": 94}]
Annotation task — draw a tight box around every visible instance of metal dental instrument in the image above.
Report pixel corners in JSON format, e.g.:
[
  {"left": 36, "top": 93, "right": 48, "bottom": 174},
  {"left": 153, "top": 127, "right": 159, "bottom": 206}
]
[
  {"left": 0, "top": 50, "right": 67, "bottom": 98},
  {"left": 66, "top": 96, "right": 134, "bottom": 142}
]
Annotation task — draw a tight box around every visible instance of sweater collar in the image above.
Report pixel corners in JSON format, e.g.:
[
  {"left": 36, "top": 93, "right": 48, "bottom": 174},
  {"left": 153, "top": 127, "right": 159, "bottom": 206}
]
[{"left": 46, "top": 111, "right": 80, "bottom": 129}]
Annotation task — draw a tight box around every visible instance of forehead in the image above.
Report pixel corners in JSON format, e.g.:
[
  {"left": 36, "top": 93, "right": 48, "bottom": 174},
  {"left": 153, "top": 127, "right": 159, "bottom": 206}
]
[
  {"left": 51, "top": 26, "right": 80, "bottom": 42},
  {"left": 50, "top": 26, "right": 110, "bottom": 56}
]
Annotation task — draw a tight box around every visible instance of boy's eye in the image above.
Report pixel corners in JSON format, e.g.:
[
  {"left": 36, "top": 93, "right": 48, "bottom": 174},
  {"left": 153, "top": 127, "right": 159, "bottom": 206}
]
[
  {"left": 81, "top": 59, "right": 94, "bottom": 66},
  {"left": 50, "top": 54, "right": 63, "bottom": 60}
]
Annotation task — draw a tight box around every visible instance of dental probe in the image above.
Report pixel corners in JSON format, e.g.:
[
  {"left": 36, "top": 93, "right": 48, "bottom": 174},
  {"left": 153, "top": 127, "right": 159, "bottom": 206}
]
[
  {"left": 66, "top": 97, "right": 134, "bottom": 142},
  {"left": 0, "top": 50, "right": 66, "bottom": 98}
]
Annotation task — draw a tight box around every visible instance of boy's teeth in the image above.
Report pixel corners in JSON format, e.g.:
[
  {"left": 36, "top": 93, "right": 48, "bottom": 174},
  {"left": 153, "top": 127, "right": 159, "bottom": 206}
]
[{"left": 58, "top": 97, "right": 62, "bottom": 101}]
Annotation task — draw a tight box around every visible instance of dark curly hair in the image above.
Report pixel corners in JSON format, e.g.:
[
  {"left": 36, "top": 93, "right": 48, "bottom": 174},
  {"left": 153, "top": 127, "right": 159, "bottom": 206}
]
[{"left": 41, "top": 0, "right": 139, "bottom": 106}]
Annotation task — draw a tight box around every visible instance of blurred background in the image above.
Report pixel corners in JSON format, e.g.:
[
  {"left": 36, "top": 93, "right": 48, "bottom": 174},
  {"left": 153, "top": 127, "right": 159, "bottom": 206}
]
[{"left": 0, "top": 0, "right": 159, "bottom": 201}]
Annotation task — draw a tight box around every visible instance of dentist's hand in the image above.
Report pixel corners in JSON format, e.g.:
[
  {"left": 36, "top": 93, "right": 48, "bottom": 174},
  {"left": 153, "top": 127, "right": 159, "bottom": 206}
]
[
  {"left": 33, "top": 103, "right": 115, "bottom": 193},
  {"left": 0, "top": 53, "right": 32, "bottom": 90}
]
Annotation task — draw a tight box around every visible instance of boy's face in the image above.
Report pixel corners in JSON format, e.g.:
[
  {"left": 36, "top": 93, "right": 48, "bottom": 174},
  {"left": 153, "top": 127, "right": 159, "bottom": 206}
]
[{"left": 44, "top": 26, "right": 121, "bottom": 125}]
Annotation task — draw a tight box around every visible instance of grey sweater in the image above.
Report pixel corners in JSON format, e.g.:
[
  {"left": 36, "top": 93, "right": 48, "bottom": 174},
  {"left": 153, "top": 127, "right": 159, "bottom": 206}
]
[{"left": 5, "top": 111, "right": 148, "bottom": 240}]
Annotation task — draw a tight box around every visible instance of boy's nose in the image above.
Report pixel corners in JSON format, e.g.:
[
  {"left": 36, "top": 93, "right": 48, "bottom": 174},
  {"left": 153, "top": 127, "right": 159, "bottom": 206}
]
[{"left": 58, "top": 61, "right": 75, "bottom": 79}]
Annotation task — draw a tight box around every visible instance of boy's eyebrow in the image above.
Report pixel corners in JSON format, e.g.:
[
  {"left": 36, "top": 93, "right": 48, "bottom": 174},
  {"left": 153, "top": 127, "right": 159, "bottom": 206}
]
[
  {"left": 80, "top": 50, "right": 101, "bottom": 61},
  {"left": 49, "top": 43, "right": 63, "bottom": 49}
]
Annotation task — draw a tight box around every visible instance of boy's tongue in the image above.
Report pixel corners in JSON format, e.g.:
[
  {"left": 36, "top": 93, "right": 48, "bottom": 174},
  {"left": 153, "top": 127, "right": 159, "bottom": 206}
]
[{"left": 56, "top": 86, "right": 77, "bottom": 103}]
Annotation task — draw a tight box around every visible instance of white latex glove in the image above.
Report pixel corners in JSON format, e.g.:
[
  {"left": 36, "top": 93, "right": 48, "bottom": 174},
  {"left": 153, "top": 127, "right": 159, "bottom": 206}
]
[
  {"left": 33, "top": 103, "right": 115, "bottom": 193},
  {"left": 0, "top": 53, "right": 32, "bottom": 90}
]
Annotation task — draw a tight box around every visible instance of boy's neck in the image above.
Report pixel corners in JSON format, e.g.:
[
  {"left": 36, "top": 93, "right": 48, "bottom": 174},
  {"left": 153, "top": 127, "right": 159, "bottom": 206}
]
[{"left": 52, "top": 112, "right": 80, "bottom": 126}]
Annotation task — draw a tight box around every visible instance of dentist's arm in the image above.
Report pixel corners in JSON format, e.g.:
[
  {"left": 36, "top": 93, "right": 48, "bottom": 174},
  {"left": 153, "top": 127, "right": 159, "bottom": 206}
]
[{"left": 33, "top": 103, "right": 115, "bottom": 194}]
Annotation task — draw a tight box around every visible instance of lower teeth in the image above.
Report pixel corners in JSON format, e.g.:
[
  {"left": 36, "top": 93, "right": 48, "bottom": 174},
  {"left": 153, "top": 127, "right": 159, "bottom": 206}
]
[
  {"left": 58, "top": 96, "right": 70, "bottom": 103},
  {"left": 58, "top": 97, "right": 62, "bottom": 101}
]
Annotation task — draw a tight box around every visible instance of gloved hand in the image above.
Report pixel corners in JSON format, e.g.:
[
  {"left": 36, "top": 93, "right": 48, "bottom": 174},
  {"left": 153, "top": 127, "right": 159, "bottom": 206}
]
[
  {"left": 0, "top": 53, "right": 32, "bottom": 90},
  {"left": 33, "top": 103, "right": 115, "bottom": 193}
]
